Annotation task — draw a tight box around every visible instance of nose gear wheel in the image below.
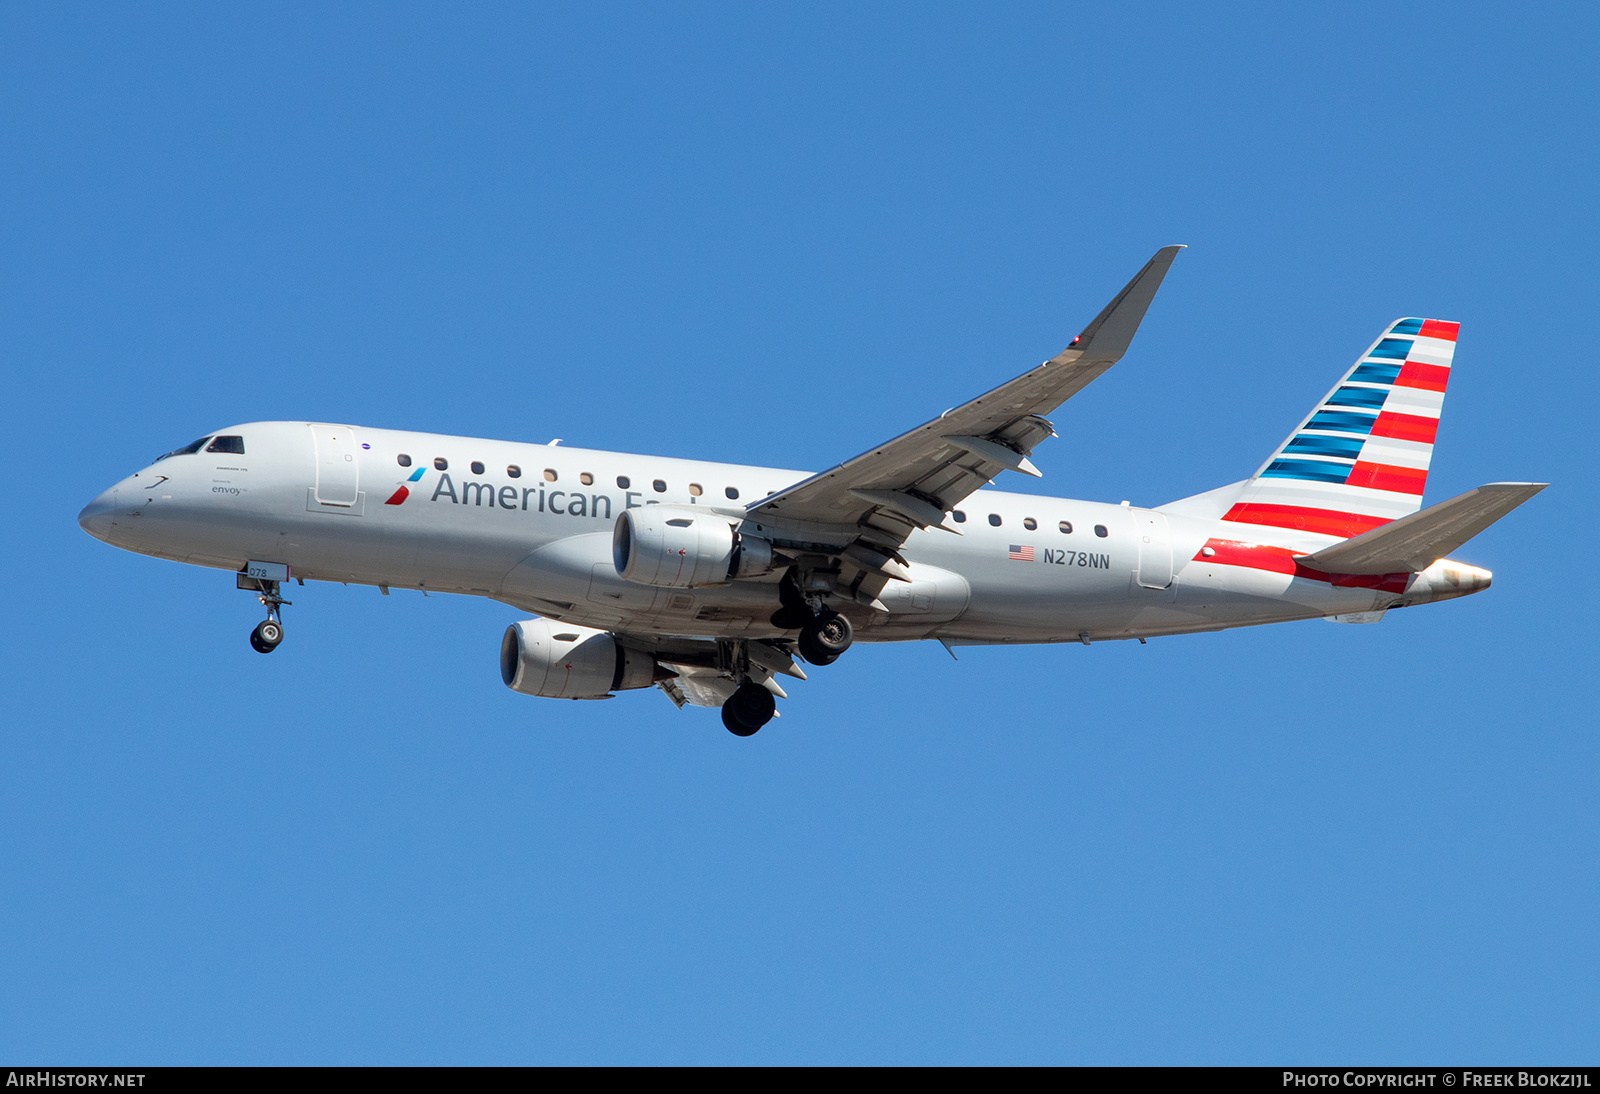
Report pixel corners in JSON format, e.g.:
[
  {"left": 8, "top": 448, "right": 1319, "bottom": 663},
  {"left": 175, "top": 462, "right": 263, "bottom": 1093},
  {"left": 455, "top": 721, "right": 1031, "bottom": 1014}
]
[
  {"left": 250, "top": 619, "right": 283, "bottom": 653},
  {"left": 243, "top": 576, "right": 291, "bottom": 654}
]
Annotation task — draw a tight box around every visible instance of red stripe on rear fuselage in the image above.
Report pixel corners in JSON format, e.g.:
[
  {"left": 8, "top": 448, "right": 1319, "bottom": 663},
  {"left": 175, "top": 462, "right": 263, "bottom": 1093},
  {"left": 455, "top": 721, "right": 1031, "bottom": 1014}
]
[{"left": 1196, "top": 538, "right": 1412, "bottom": 592}]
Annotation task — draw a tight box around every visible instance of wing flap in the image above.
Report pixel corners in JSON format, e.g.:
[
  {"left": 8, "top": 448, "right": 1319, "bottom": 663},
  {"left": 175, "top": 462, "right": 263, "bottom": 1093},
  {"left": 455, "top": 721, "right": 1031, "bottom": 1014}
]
[
  {"left": 658, "top": 667, "right": 738, "bottom": 709},
  {"left": 1302, "top": 482, "right": 1546, "bottom": 574},
  {"left": 650, "top": 638, "right": 804, "bottom": 709}
]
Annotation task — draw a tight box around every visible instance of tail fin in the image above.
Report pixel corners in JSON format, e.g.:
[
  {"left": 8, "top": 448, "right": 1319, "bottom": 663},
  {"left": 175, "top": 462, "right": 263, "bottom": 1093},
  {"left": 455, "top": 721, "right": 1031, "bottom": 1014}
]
[{"left": 1222, "top": 318, "right": 1459, "bottom": 539}]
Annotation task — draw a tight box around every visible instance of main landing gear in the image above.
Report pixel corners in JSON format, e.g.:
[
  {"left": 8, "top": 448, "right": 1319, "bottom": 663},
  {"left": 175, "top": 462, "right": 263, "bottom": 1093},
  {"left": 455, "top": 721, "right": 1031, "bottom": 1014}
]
[
  {"left": 714, "top": 639, "right": 786, "bottom": 737},
  {"left": 797, "top": 611, "right": 852, "bottom": 666},
  {"left": 721, "top": 682, "right": 777, "bottom": 737},
  {"left": 722, "top": 567, "right": 856, "bottom": 735},
  {"left": 245, "top": 578, "right": 291, "bottom": 654},
  {"left": 770, "top": 568, "right": 855, "bottom": 666}
]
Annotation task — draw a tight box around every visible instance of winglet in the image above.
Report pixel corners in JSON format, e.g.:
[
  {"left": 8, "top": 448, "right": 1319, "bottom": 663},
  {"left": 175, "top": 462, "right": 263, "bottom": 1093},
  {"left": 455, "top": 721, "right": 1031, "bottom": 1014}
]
[{"left": 1058, "top": 245, "right": 1184, "bottom": 363}]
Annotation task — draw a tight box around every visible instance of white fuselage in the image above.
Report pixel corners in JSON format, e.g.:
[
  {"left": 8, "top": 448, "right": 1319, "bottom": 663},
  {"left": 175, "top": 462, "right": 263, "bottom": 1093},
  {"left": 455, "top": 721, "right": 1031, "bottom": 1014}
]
[{"left": 78, "top": 421, "right": 1489, "bottom": 645}]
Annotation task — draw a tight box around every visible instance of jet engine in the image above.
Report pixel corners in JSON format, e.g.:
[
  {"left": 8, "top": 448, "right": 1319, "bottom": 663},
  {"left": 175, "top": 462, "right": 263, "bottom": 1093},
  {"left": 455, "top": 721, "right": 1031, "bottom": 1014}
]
[
  {"left": 500, "top": 618, "right": 662, "bottom": 699},
  {"left": 612, "top": 505, "right": 777, "bottom": 587}
]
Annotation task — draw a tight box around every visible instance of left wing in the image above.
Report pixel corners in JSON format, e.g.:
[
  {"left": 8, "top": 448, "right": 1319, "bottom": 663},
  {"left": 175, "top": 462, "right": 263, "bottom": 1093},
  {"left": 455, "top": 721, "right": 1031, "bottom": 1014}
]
[{"left": 749, "top": 246, "right": 1182, "bottom": 543}]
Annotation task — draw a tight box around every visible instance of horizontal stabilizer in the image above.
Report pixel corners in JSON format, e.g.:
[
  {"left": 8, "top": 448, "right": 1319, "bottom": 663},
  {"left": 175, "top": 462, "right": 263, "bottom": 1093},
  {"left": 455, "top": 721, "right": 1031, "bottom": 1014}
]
[{"left": 1301, "top": 482, "right": 1546, "bottom": 574}]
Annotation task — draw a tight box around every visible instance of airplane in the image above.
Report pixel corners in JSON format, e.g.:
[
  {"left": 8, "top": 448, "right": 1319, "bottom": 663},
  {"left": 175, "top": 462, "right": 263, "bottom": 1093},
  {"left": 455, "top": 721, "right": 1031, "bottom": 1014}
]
[{"left": 77, "top": 247, "right": 1545, "bottom": 735}]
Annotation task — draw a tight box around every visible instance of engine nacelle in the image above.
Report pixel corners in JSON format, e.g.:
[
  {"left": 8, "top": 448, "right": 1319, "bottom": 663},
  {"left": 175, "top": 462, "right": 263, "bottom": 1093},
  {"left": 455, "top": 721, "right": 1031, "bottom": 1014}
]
[
  {"left": 612, "top": 505, "right": 778, "bottom": 587},
  {"left": 500, "top": 618, "right": 659, "bottom": 699}
]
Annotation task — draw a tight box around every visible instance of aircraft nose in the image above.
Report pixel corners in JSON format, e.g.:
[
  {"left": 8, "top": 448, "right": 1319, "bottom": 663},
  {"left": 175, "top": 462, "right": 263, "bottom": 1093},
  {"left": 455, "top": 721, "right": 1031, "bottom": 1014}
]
[{"left": 78, "top": 489, "right": 117, "bottom": 542}]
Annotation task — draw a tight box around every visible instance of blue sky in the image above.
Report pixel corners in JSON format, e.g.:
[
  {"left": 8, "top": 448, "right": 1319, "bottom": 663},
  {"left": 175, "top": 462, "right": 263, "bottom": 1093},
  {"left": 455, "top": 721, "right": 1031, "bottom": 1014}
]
[{"left": 2, "top": 2, "right": 1596, "bottom": 1064}]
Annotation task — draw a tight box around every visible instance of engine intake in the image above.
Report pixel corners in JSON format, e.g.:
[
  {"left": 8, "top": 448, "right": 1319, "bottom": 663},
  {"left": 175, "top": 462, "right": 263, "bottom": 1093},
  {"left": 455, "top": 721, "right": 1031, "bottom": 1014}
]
[
  {"left": 612, "top": 506, "right": 777, "bottom": 587},
  {"left": 500, "top": 618, "right": 661, "bottom": 699}
]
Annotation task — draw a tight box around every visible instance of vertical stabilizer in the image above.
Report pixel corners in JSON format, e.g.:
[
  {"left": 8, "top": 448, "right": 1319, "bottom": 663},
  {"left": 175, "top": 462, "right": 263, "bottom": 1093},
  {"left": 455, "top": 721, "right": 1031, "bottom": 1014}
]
[{"left": 1222, "top": 318, "right": 1458, "bottom": 539}]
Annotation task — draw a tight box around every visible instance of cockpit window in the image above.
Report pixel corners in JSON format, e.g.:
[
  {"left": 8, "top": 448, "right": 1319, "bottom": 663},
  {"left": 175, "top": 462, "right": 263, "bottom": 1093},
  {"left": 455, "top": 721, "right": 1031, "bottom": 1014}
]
[
  {"left": 155, "top": 437, "right": 211, "bottom": 462},
  {"left": 206, "top": 435, "right": 245, "bottom": 455}
]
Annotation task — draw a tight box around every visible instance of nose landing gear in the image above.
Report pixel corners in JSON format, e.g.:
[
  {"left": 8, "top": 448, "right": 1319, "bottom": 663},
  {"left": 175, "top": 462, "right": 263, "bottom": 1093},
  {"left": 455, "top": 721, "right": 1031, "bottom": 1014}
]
[
  {"left": 250, "top": 618, "right": 283, "bottom": 653},
  {"left": 242, "top": 577, "right": 291, "bottom": 654}
]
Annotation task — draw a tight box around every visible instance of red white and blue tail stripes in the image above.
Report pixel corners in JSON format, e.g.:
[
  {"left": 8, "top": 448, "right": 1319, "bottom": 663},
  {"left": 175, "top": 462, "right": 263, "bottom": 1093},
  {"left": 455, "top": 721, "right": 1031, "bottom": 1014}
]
[{"left": 1222, "top": 318, "right": 1458, "bottom": 539}]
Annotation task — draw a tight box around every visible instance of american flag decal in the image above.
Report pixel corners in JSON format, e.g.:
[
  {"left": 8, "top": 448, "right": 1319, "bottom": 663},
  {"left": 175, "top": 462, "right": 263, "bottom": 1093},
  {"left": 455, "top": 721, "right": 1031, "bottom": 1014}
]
[{"left": 1008, "top": 544, "right": 1034, "bottom": 561}]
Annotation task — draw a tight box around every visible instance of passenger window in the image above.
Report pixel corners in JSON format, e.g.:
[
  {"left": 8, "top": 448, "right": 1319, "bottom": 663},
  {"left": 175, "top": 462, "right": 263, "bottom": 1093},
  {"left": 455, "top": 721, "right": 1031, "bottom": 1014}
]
[
  {"left": 507, "top": 465, "right": 521, "bottom": 478},
  {"left": 580, "top": 472, "right": 594, "bottom": 486},
  {"left": 725, "top": 486, "right": 739, "bottom": 500},
  {"left": 1023, "top": 517, "right": 1037, "bottom": 531},
  {"left": 953, "top": 510, "right": 966, "bottom": 523},
  {"left": 988, "top": 514, "right": 1002, "bottom": 527},
  {"left": 689, "top": 483, "right": 703, "bottom": 496},
  {"left": 471, "top": 461, "right": 485, "bottom": 475},
  {"left": 434, "top": 457, "right": 448, "bottom": 471},
  {"left": 543, "top": 469, "right": 558, "bottom": 482},
  {"left": 397, "top": 454, "right": 412, "bottom": 468},
  {"left": 653, "top": 479, "right": 667, "bottom": 493},
  {"left": 206, "top": 436, "right": 245, "bottom": 455},
  {"left": 616, "top": 476, "right": 631, "bottom": 489},
  {"left": 1094, "top": 524, "right": 1108, "bottom": 538},
  {"left": 1059, "top": 521, "right": 1073, "bottom": 534}
]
